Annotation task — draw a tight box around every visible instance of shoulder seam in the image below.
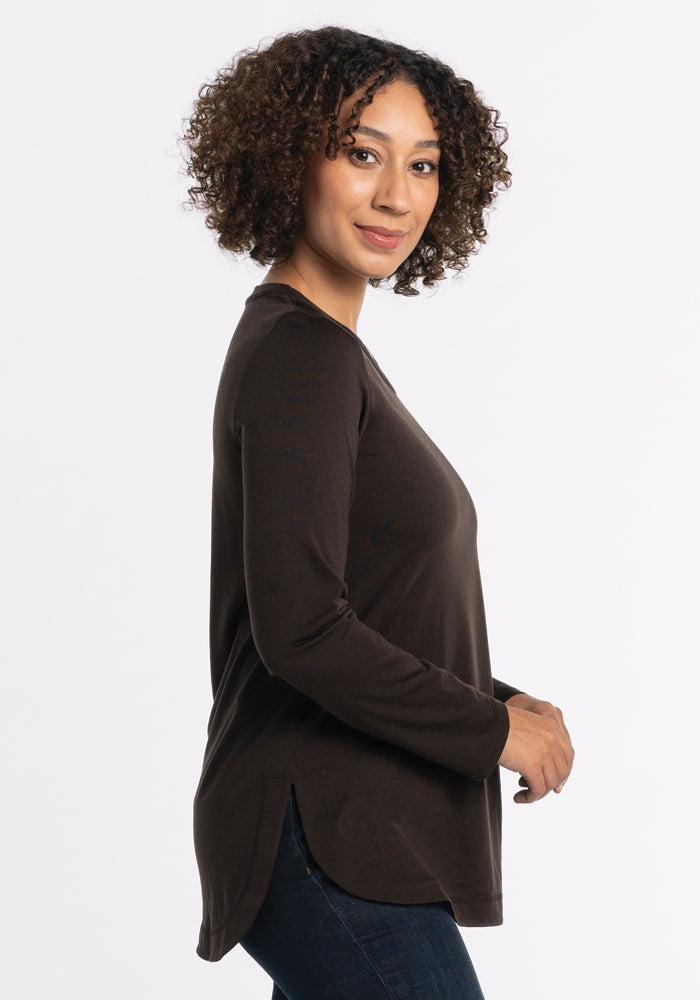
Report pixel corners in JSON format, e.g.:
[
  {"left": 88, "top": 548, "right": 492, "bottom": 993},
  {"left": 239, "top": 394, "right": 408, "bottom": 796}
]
[{"left": 232, "top": 305, "right": 372, "bottom": 441}]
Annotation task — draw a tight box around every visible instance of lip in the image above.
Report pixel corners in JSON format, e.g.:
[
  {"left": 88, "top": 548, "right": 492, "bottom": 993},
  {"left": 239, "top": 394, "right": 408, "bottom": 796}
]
[
  {"left": 355, "top": 224, "right": 407, "bottom": 250},
  {"left": 357, "top": 225, "right": 407, "bottom": 237}
]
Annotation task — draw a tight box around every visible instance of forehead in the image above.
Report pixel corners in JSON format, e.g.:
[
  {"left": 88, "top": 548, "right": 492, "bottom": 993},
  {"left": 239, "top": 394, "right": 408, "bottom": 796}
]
[{"left": 339, "top": 80, "right": 439, "bottom": 141}]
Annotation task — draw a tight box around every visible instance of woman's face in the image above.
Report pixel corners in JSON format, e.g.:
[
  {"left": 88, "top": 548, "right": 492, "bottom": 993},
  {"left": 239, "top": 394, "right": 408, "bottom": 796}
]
[{"left": 298, "top": 80, "right": 441, "bottom": 284}]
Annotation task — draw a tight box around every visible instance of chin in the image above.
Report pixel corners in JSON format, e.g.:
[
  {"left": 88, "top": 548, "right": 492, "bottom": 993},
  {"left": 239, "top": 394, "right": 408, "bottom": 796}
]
[
  {"left": 357, "top": 258, "right": 407, "bottom": 281},
  {"left": 363, "top": 268, "right": 399, "bottom": 281}
]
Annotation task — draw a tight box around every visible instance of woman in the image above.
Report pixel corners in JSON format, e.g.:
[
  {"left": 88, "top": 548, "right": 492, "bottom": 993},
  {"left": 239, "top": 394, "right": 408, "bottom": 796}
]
[{"left": 180, "top": 25, "right": 574, "bottom": 999}]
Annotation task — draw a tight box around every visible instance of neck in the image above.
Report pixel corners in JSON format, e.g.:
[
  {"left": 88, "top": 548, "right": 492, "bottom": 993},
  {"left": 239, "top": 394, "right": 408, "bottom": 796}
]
[{"left": 262, "top": 240, "right": 367, "bottom": 333}]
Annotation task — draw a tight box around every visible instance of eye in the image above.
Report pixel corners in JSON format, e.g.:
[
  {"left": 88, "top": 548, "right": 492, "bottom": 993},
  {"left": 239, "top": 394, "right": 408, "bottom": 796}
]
[
  {"left": 347, "top": 147, "right": 379, "bottom": 166},
  {"left": 410, "top": 160, "right": 439, "bottom": 175}
]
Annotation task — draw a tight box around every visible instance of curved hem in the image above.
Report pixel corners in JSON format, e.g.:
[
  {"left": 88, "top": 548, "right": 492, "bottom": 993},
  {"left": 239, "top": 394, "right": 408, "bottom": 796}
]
[
  {"left": 294, "top": 778, "right": 505, "bottom": 924},
  {"left": 196, "top": 771, "right": 504, "bottom": 963}
]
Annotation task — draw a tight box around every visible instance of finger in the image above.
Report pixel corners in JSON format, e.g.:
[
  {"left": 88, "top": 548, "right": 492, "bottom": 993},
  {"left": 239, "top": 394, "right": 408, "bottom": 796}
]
[
  {"left": 541, "top": 761, "right": 561, "bottom": 798},
  {"left": 514, "top": 773, "right": 533, "bottom": 803},
  {"left": 559, "top": 742, "right": 575, "bottom": 779},
  {"left": 515, "top": 768, "right": 545, "bottom": 803},
  {"left": 554, "top": 707, "right": 572, "bottom": 745},
  {"left": 514, "top": 784, "right": 542, "bottom": 804},
  {"left": 552, "top": 750, "right": 572, "bottom": 789}
]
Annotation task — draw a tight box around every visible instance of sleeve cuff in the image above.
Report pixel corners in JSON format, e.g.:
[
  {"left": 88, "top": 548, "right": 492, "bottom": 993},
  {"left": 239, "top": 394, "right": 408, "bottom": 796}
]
[{"left": 492, "top": 677, "right": 524, "bottom": 703}]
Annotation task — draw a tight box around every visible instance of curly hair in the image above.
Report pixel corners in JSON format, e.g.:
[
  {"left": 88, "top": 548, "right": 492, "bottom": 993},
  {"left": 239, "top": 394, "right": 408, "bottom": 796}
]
[{"left": 179, "top": 26, "right": 511, "bottom": 296}]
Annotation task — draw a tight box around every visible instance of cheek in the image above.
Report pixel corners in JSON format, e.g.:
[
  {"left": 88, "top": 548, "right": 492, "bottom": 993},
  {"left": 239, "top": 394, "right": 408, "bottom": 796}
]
[
  {"left": 312, "top": 159, "right": 368, "bottom": 218},
  {"left": 420, "top": 183, "right": 440, "bottom": 222},
  {"left": 402, "top": 190, "right": 438, "bottom": 247},
  {"left": 302, "top": 158, "right": 337, "bottom": 224}
]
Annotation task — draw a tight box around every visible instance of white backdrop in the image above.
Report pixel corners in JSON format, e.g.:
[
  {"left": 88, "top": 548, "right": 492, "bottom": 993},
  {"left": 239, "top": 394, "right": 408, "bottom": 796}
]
[{"left": 2, "top": 1, "right": 698, "bottom": 997}]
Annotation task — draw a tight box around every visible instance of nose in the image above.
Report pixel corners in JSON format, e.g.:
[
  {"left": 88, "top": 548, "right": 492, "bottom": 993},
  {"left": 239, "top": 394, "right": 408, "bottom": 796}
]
[{"left": 372, "top": 164, "right": 411, "bottom": 215}]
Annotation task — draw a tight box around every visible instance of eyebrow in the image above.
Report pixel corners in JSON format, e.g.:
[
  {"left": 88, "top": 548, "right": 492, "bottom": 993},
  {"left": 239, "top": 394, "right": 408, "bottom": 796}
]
[{"left": 354, "top": 124, "right": 440, "bottom": 149}]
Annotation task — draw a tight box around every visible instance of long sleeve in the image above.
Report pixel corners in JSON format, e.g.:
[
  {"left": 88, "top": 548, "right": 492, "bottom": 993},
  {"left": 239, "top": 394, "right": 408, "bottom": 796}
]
[
  {"left": 235, "top": 313, "right": 509, "bottom": 782},
  {"left": 492, "top": 678, "right": 523, "bottom": 702}
]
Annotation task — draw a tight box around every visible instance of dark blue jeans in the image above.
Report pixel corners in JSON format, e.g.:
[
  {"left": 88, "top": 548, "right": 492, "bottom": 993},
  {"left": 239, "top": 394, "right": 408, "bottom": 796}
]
[{"left": 240, "top": 784, "right": 486, "bottom": 1000}]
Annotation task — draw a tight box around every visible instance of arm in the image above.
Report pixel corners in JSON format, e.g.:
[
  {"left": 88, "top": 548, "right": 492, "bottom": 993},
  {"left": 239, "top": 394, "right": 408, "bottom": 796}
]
[
  {"left": 492, "top": 678, "right": 524, "bottom": 702},
  {"left": 237, "top": 315, "right": 509, "bottom": 781}
]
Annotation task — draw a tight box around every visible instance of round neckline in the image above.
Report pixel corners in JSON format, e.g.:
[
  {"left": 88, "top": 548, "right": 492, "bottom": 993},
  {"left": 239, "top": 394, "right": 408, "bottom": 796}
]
[
  {"left": 248, "top": 282, "right": 396, "bottom": 394},
  {"left": 251, "top": 282, "right": 358, "bottom": 338}
]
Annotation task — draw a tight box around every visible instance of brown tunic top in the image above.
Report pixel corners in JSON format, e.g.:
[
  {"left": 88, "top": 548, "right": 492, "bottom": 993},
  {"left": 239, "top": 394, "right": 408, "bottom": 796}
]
[{"left": 194, "top": 283, "right": 521, "bottom": 962}]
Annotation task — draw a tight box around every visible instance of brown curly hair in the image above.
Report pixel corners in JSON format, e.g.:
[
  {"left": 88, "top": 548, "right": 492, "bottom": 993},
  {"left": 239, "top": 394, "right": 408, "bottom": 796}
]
[{"left": 179, "top": 26, "right": 512, "bottom": 296}]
